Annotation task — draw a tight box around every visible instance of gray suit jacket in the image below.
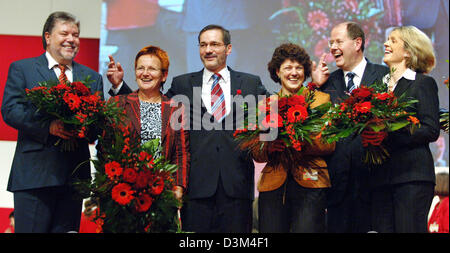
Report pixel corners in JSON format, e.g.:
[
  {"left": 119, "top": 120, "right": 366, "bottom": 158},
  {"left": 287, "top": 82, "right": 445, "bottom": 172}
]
[{"left": 1, "top": 53, "right": 103, "bottom": 192}]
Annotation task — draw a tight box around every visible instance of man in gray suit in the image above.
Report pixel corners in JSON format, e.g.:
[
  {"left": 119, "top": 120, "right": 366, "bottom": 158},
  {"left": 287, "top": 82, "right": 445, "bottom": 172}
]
[{"left": 1, "top": 11, "right": 115, "bottom": 233}]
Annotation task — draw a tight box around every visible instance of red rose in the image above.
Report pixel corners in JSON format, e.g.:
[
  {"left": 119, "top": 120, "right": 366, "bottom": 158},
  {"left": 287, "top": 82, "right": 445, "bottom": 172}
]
[
  {"left": 287, "top": 105, "right": 308, "bottom": 123},
  {"left": 72, "top": 81, "right": 91, "bottom": 96},
  {"left": 135, "top": 193, "right": 153, "bottom": 212},
  {"left": 307, "top": 82, "right": 318, "bottom": 91},
  {"left": 111, "top": 183, "right": 134, "bottom": 205},
  {"left": 354, "top": 101, "right": 372, "bottom": 114},
  {"left": 278, "top": 97, "right": 288, "bottom": 113},
  {"left": 352, "top": 87, "right": 372, "bottom": 99},
  {"left": 135, "top": 170, "right": 152, "bottom": 189},
  {"left": 123, "top": 168, "right": 137, "bottom": 183},
  {"left": 287, "top": 94, "right": 306, "bottom": 107},
  {"left": 374, "top": 92, "right": 391, "bottom": 101}
]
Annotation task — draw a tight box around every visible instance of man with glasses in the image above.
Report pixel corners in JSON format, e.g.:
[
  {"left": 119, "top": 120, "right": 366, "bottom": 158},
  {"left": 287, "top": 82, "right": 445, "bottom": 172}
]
[
  {"left": 315, "top": 22, "right": 389, "bottom": 233},
  {"left": 166, "top": 24, "right": 267, "bottom": 232}
]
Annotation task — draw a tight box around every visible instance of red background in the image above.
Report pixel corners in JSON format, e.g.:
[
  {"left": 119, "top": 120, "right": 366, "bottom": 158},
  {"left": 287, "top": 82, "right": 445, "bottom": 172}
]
[{"left": 0, "top": 34, "right": 100, "bottom": 141}]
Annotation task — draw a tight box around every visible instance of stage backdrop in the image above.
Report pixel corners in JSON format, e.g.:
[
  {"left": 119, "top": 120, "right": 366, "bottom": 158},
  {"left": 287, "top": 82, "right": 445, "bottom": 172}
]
[{"left": 99, "top": 0, "right": 449, "bottom": 167}]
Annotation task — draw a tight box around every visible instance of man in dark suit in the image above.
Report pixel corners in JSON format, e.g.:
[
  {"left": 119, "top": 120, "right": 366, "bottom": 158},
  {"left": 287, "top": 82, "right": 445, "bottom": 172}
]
[
  {"left": 316, "top": 22, "right": 389, "bottom": 233},
  {"left": 166, "top": 24, "right": 267, "bottom": 232},
  {"left": 1, "top": 12, "right": 122, "bottom": 233}
]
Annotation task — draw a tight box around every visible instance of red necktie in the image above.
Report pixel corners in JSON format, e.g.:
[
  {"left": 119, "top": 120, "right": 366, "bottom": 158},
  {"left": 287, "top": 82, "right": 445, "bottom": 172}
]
[
  {"left": 211, "top": 73, "right": 226, "bottom": 122},
  {"left": 58, "top": 64, "right": 69, "bottom": 84}
]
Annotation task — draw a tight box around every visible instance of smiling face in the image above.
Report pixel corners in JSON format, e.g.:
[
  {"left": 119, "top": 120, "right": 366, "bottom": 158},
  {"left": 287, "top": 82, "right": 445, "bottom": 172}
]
[
  {"left": 135, "top": 54, "right": 167, "bottom": 93},
  {"left": 329, "top": 24, "right": 362, "bottom": 71},
  {"left": 45, "top": 20, "right": 80, "bottom": 65},
  {"left": 277, "top": 59, "right": 305, "bottom": 95},
  {"left": 383, "top": 30, "right": 408, "bottom": 68},
  {"left": 199, "top": 29, "right": 232, "bottom": 73}
]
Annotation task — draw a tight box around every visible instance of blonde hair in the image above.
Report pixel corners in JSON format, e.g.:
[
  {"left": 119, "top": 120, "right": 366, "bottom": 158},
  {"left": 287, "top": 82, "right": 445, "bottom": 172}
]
[
  {"left": 391, "top": 26, "right": 436, "bottom": 73},
  {"left": 435, "top": 172, "right": 449, "bottom": 196}
]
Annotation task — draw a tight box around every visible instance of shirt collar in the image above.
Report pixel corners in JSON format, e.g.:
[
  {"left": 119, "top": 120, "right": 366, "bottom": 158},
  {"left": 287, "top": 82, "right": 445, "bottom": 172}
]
[
  {"left": 203, "top": 66, "right": 230, "bottom": 83},
  {"left": 45, "top": 51, "right": 73, "bottom": 71},
  {"left": 344, "top": 57, "right": 367, "bottom": 79},
  {"left": 382, "top": 68, "right": 416, "bottom": 84}
]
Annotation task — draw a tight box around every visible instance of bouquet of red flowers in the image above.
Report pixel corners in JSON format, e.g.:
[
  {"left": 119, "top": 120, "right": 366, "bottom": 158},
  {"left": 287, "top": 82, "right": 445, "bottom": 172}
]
[
  {"left": 320, "top": 80, "right": 420, "bottom": 165},
  {"left": 25, "top": 77, "right": 121, "bottom": 151},
  {"left": 233, "top": 83, "right": 330, "bottom": 155},
  {"left": 75, "top": 121, "right": 181, "bottom": 233}
]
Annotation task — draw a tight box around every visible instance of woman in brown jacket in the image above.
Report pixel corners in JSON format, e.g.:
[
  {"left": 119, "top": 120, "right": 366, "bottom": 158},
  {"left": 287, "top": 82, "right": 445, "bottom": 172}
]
[{"left": 254, "top": 43, "right": 335, "bottom": 233}]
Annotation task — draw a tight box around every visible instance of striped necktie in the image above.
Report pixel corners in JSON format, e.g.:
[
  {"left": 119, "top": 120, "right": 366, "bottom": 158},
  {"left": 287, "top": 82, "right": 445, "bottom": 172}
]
[
  {"left": 211, "top": 73, "right": 226, "bottom": 122},
  {"left": 346, "top": 72, "right": 356, "bottom": 94},
  {"left": 58, "top": 64, "right": 69, "bottom": 84}
]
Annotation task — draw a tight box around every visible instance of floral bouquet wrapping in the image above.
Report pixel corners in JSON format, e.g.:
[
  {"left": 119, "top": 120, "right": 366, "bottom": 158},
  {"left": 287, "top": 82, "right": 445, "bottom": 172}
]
[
  {"left": 320, "top": 81, "right": 420, "bottom": 165},
  {"left": 76, "top": 120, "right": 181, "bottom": 233},
  {"left": 25, "top": 77, "right": 121, "bottom": 151},
  {"left": 233, "top": 83, "right": 330, "bottom": 158}
]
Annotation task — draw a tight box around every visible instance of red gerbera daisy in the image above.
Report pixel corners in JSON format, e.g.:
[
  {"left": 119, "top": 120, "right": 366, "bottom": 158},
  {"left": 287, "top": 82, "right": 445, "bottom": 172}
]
[
  {"left": 150, "top": 176, "right": 165, "bottom": 196},
  {"left": 63, "top": 92, "right": 82, "bottom": 111},
  {"left": 135, "top": 193, "right": 153, "bottom": 212},
  {"left": 111, "top": 183, "right": 134, "bottom": 205},
  {"left": 105, "top": 161, "right": 123, "bottom": 180},
  {"left": 287, "top": 105, "right": 308, "bottom": 123}
]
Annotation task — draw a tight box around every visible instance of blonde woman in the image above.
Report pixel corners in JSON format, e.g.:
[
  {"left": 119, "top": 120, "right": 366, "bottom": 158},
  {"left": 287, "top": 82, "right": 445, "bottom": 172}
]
[{"left": 370, "top": 26, "right": 440, "bottom": 233}]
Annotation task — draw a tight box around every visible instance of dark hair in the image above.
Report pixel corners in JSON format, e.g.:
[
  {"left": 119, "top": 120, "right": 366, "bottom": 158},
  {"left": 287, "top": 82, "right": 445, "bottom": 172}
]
[
  {"left": 198, "top": 24, "right": 231, "bottom": 45},
  {"left": 267, "top": 43, "right": 312, "bottom": 83},
  {"left": 345, "top": 22, "right": 365, "bottom": 52},
  {"left": 42, "top": 11, "right": 80, "bottom": 50}
]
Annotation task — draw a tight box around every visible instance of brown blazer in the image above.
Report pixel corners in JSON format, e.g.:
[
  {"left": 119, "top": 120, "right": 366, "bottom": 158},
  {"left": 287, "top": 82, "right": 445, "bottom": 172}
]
[
  {"left": 108, "top": 91, "right": 190, "bottom": 189},
  {"left": 252, "top": 90, "right": 335, "bottom": 192}
]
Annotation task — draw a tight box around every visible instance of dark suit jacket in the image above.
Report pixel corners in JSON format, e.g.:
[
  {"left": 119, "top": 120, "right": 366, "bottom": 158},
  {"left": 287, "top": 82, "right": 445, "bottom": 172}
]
[
  {"left": 1, "top": 53, "right": 103, "bottom": 192},
  {"left": 166, "top": 67, "right": 267, "bottom": 200},
  {"left": 107, "top": 92, "right": 190, "bottom": 188},
  {"left": 370, "top": 73, "right": 440, "bottom": 188},
  {"left": 320, "top": 60, "right": 389, "bottom": 206}
]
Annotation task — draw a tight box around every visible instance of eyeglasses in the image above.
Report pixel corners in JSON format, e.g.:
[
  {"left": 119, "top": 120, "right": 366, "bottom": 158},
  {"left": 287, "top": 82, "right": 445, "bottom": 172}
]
[
  {"left": 136, "top": 66, "right": 161, "bottom": 74},
  {"left": 328, "top": 39, "right": 354, "bottom": 48},
  {"left": 198, "top": 42, "right": 226, "bottom": 50}
]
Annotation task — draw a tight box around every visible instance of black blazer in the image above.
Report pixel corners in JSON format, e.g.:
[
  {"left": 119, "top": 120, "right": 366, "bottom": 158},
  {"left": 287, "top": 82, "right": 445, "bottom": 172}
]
[
  {"left": 166, "top": 67, "right": 267, "bottom": 200},
  {"left": 1, "top": 54, "right": 103, "bottom": 192},
  {"left": 320, "top": 60, "right": 389, "bottom": 206},
  {"left": 370, "top": 73, "right": 440, "bottom": 188}
]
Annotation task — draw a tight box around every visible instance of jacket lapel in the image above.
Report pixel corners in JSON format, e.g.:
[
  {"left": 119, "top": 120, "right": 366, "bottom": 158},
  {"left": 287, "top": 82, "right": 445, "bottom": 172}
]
[
  {"left": 229, "top": 67, "right": 243, "bottom": 96},
  {"left": 160, "top": 95, "right": 172, "bottom": 145},
  {"left": 72, "top": 61, "right": 86, "bottom": 82},
  {"left": 393, "top": 77, "right": 414, "bottom": 97},
  {"left": 35, "top": 54, "right": 58, "bottom": 84},
  {"left": 125, "top": 92, "right": 141, "bottom": 135},
  {"left": 360, "top": 61, "right": 380, "bottom": 87},
  {"left": 332, "top": 69, "right": 347, "bottom": 96}
]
